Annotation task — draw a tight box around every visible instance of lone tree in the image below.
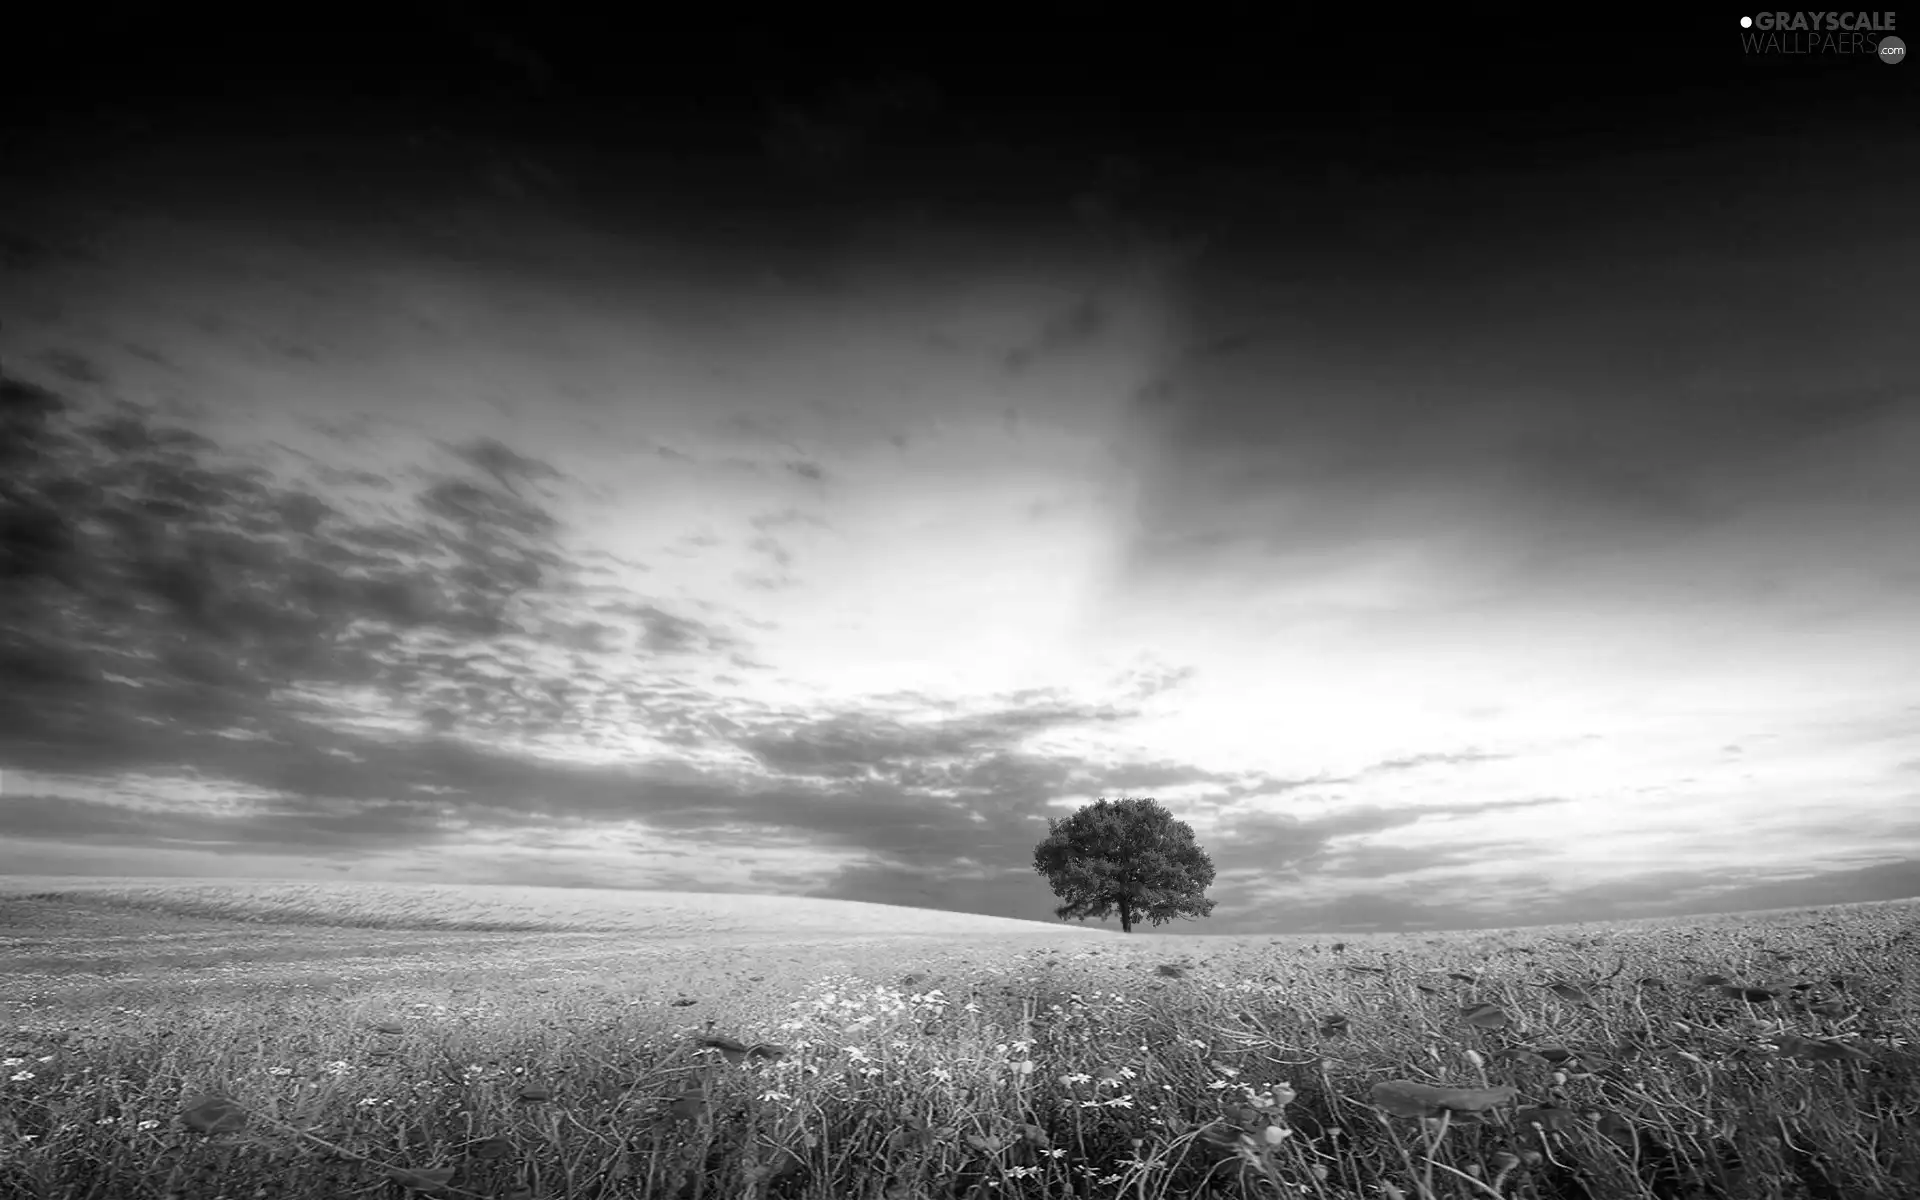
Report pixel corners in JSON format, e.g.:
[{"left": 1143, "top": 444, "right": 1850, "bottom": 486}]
[{"left": 1031, "top": 795, "right": 1216, "bottom": 933}]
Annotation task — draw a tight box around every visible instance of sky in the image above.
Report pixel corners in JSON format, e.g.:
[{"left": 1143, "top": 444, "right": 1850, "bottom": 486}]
[{"left": 1, "top": 10, "right": 1917, "bottom": 933}]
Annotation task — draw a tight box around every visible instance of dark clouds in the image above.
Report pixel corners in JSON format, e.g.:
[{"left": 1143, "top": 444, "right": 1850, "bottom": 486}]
[{"left": 1115, "top": 135, "right": 1920, "bottom": 604}]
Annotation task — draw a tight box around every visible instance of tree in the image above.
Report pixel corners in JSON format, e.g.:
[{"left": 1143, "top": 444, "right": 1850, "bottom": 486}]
[{"left": 1031, "top": 796, "right": 1216, "bottom": 933}]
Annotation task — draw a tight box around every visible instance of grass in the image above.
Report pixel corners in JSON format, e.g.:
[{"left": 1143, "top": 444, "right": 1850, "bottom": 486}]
[{"left": 0, "top": 880, "right": 1915, "bottom": 1199}]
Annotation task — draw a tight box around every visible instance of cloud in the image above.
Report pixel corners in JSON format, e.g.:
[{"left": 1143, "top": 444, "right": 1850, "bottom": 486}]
[
  {"left": 1005, "top": 296, "right": 1108, "bottom": 373},
  {"left": 1363, "top": 750, "right": 1511, "bottom": 774},
  {"left": 1226, "top": 860, "right": 1920, "bottom": 934},
  {"left": 3, "top": 109, "right": 1917, "bottom": 935}
]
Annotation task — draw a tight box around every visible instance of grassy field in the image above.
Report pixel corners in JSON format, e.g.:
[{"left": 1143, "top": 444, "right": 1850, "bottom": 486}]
[{"left": 0, "top": 879, "right": 1916, "bottom": 1200}]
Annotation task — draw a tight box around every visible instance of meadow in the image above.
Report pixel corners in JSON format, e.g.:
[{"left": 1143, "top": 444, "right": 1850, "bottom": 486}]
[{"left": 1, "top": 878, "right": 1915, "bottom": 1200}]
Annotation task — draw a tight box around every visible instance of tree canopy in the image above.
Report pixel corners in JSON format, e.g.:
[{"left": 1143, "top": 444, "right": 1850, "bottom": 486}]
[{"left": 1031, "top": 795, "right": 1215, "bottom": 933}]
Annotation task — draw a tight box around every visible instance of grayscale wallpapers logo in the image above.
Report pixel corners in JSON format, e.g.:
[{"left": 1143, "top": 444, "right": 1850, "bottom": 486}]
[{"left": 1738, "top": 11, "right": 1904, "bottom": 60}]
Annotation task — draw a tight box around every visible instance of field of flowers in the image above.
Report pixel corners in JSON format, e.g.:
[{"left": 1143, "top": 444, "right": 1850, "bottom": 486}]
[{"left": 1, "top": 880, "right": 1916, "bottom": 1199}]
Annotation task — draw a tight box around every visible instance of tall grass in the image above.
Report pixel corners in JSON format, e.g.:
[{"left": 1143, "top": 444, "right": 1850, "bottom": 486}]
[{"left": 0, "top": 885, "right": 1915, "bottom": 1199}]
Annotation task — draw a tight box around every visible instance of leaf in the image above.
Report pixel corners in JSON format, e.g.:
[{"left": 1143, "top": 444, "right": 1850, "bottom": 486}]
[
  {"left": 1447, "top": 972, "right": 1479, "bottom": 984},
  {"left": 181, "top": 1095, "right": 248, "bottom": 1134},
  {"left": 1539, "top": 981, "right": 1594, "bottom": 1005},
  {"left": 1369, "top": 1080, "right": 1517, "bottom": 1118},
  {"left": 389, "top": 1166, "right": 457, "bottom": 1192},
  {"left": 1594, "top": 1110, "right": 1636, "bottom": 1147},
  {"left": 695, "top": 1034, "right": 789, "bottom": 1063},
  {"left": 1460, "top": 1003, "right": 1510, "bottom": 1029},
  {"left": 887, "top": 1125, "right": 934, "bottom": 1153},
  {"left": 1370, "top": 1081, "right": 1452, "bottom": 1118},
  {"left": 1774, "top": 1033, "right": 1871, "bottom": 1063},
  {"left": 1514, "top": 1105, "right": 1580, "bottom": 1133},
  {"left": 515, "top": 1084, "right": 552, "bottom": 1102}
]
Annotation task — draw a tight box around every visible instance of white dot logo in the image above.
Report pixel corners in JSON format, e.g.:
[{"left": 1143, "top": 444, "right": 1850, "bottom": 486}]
[
  {"left": 1740, "top": 15, "right": 1753, "bottom": 26},
  {"left": 1882, "top": 36, "right": 1907, "bottom": 63}
]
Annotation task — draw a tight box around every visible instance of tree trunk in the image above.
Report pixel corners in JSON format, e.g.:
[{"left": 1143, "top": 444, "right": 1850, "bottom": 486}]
[{"left": 1118, "top": 895, "right": 1133, "bottom": 933}]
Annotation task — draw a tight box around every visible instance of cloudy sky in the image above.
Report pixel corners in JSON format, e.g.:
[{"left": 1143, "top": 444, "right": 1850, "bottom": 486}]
[{"left": 2, "top": 11, "right": 1917, "bottom": 932}]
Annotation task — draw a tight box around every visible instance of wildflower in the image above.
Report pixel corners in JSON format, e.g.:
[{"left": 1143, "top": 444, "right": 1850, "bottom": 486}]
[
  {"left": 136, "top": 1120, "right": 160, "bottom": 1131},
  {"left": 9, "top": 1072, "right": 33, "bottom": 1082}
]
